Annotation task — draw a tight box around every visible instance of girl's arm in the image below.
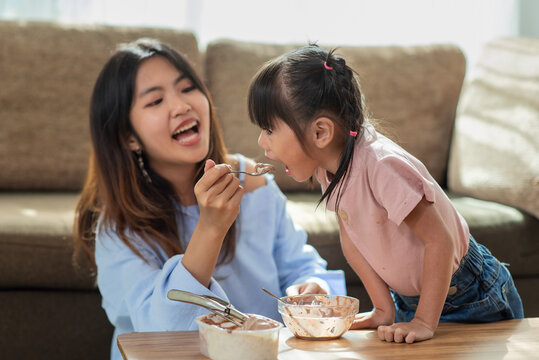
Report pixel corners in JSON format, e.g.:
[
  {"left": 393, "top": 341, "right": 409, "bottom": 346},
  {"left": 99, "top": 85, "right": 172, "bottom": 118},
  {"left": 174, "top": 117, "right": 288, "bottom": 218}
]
[
  {"left": 377, "top": 196, "right": 454, "bottom": 343},
  {"left": 340, "top": 227, "right": 396, "bottom": 329}
]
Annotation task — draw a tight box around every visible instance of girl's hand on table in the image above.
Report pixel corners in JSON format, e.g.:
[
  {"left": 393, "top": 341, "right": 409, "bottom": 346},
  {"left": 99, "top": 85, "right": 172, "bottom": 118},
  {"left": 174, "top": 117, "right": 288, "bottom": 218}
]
[
  {"left": 350, "top": 308, "right": 394, "bottom": 330},
  {"left": 286, "top": 282, "right": 327, "bottom": 296},
  {"left": 377, "top": 317, "right": 435, "bottom": 343}
]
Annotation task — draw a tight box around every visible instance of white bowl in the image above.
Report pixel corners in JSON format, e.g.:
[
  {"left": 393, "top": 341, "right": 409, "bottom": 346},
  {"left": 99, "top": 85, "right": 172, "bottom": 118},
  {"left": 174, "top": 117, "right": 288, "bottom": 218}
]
[
  {"left": 278, "top": 294, "right": 359, "bottom": 340},
  {"left": 195, "top": 314, "right": 282, "bottom": 360}
]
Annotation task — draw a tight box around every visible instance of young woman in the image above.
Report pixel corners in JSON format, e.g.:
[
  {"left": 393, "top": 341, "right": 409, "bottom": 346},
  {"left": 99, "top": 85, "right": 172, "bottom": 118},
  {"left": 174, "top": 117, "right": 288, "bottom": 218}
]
[{"left": 74, "top": 38, "right": 344, "bottom": 360}]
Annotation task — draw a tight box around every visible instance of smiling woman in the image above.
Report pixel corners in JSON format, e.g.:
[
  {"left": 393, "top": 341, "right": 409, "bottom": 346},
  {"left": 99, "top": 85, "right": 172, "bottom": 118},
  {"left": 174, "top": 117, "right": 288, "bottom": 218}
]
[
  {"left": 127, "top": 55, "right": 211, "bottom": 177},
  {"left": 72, "top": 38, "right": 345, "bottom": 360}
]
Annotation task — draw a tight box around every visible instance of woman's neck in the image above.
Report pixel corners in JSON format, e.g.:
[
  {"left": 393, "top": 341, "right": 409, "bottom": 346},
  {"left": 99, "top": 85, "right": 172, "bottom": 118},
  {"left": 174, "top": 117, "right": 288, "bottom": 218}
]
[
  {"left": 155, "top": 164, "right": 198, "bottom": 206},
  {"left": 175, "top": 185, "right": 197, "bottom": 206}
]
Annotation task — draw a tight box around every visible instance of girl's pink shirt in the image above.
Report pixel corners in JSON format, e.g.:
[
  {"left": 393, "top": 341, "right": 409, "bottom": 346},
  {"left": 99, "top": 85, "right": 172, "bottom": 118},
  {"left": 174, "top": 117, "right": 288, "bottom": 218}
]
[{"left": 316, "top": 125, "right": 469, "bottom": 296}]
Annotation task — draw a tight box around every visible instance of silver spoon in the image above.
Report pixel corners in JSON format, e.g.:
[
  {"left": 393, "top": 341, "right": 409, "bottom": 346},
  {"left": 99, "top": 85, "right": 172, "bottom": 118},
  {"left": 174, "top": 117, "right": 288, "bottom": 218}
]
[
  {"left": 262, "top": 288, "right": 314, "bottom": 337},
  {"left": 262, "top": 288, "right": 287, "bottom": 303},
  {"left": 230, "top": 163, "right": 275, "bottom": 176},
  {"left": 168, "top": 289, "right": 248, "bottom": 327}
]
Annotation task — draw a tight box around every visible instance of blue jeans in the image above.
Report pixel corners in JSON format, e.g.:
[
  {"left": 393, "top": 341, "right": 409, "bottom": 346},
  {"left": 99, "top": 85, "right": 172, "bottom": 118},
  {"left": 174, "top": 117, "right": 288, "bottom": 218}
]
[{"left": 391, "top": 236, "right": 524, "bottom": 323}]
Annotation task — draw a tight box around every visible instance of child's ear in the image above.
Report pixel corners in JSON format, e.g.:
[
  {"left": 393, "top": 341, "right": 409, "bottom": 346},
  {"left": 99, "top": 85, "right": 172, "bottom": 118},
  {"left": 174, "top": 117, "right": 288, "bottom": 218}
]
[
  {"left": 127, "top": 134, "right": 141, "bottom": 151},
  {"left": 310, "top": 117, "right": 334, "bottom": 149}
]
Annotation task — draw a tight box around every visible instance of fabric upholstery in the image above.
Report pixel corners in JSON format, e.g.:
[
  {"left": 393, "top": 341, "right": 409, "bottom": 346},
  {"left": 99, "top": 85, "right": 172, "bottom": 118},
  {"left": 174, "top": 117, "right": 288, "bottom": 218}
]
[
  {"left": 0, "top": 21, "right": 200, "bottom": 190},
  {"left": 448, "top": 38, "right": 539, "bottom": 218},
  {"left": 0, "top": 291, "right": 112, "bottom": 360},
  {"left": 205, "top": 40, "right": 466, "bottom": 191},
  {"left": 0, "top": 193, "right": 95, "bottom": 289},
  {"left": 449, "top": 193, "right": 539, "bottom": 277}
]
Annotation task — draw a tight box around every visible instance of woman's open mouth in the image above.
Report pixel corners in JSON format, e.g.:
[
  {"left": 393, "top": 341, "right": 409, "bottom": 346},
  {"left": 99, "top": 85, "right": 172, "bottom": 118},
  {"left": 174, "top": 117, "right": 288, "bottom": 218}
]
[{"left": 172, "top": 119, "right": 200, "bottom": 145}]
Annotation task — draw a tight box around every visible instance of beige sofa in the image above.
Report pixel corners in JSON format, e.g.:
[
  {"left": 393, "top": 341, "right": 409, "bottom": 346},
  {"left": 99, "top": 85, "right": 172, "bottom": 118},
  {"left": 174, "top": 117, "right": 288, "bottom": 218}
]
[{"left": 1, "top": 21, "right": 537, "bottom": 360}]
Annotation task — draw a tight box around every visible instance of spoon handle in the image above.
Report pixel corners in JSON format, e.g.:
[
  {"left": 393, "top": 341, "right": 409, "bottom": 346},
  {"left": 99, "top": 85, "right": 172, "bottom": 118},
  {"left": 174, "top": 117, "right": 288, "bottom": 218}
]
[{"left": 262, "top": 288, "right": 286, "bottom": 303}]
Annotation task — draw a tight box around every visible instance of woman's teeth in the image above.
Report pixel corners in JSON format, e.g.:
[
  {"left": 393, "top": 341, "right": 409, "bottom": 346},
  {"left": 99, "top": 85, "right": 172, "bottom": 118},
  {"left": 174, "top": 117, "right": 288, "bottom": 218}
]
[
  {"left": 173, "top": 120, "right": 197, "bottom": 137},
  {"left": 172, "top": 121, "right": 198, "bottom": 143},
  {"left": 176, "top": 132, "right": 198, "bottom": 144}
]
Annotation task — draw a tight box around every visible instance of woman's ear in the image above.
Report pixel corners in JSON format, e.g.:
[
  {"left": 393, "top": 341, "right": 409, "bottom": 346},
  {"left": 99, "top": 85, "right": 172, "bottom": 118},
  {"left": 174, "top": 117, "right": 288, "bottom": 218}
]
[
  {"left": 310, "top": 117, "right": 335, "bottom": 149},
  {"left": 127, "top": 135, "right": 141, "bottom": 151}
]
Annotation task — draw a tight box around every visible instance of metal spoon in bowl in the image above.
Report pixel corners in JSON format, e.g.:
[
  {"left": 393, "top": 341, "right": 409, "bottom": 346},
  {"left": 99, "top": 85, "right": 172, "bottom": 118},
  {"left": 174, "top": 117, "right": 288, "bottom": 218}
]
[
  {"left": 168, "top": 289, "right": 262, "bottom": 330},
  {"left": 262, "top": 288, "right": 287, "bottom": 303},
  {"left": 168, "top": 289, "right": 248, "bottom": 327},
  {"left": 262, "top": 288, "right": 315, "bottom": 338}
]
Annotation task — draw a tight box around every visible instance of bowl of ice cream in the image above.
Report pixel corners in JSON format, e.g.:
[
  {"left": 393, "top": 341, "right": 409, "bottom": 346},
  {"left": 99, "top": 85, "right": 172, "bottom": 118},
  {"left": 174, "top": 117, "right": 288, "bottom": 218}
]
[
  {"left": 278, "top": 294, "right": 359, "bottom": 340},
  {"left": 195, "top": 313, "right": 283, "bottom": 360}
]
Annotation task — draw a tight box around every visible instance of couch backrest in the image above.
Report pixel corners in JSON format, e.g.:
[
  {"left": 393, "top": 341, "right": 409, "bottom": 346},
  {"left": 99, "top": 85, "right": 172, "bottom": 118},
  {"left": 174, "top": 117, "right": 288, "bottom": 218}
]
[
  {"left": 448, "top": 37, "right": 539, "bottom": 218},
  {"left": 205, "top": 40, "right": 466, "bottom": 192},
  {"left": 0, "top": 21, "right": 200, "bottom": 190},
  {"left": 1, "top": 22, "right": 467, "bottom": 193}
]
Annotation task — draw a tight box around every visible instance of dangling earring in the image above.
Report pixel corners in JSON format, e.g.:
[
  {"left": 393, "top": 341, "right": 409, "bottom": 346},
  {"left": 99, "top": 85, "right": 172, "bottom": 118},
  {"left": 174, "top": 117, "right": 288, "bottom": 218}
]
[{"left": 135, "top": 148, "right": 152, "bottom": 183}]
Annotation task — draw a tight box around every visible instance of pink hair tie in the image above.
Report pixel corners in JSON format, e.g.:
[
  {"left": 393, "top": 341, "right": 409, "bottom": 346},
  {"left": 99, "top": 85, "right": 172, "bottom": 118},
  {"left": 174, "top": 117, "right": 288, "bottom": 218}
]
[
  {"left": 324, "top": 61, "right": 333, "bottom": 70},
  {"left": 349, "top": 131, "right": 358, "bottom": 137}
]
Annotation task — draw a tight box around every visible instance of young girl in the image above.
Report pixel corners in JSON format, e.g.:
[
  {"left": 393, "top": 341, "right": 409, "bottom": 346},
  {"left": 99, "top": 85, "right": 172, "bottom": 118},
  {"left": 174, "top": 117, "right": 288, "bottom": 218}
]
[
  {"left": 73, "top": 39, "right": 344, "bottom": 360},
  {"left": 248, "top": 44, "right": 523, "bottom": 343}
]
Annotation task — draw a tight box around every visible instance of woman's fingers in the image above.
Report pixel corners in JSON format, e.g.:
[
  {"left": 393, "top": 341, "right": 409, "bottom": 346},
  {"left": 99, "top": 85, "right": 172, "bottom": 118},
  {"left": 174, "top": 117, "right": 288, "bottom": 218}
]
[
  {"left": 196, "top": 161, "right": 231, "bottom": 192},
  {"left": 195, "top": 161, "right": 244, "bottom": 225},
  {"left": 196, "top": 163, "right": 234, "bottom": 199},
  {"left": 218, "top": 175, "right": 243, "bottom": 202},
  {"left": 205, "top": 173, "right": 237, "bottom": 203},
  {"left": 204, "top": 158, "right": 216, "bottom": 172}
]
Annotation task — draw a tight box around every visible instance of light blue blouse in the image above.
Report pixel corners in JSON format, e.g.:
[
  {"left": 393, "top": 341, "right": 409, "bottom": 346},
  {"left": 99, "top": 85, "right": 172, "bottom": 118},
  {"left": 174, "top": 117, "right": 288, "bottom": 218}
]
[{"left": 95, "top": 154, "right": 345, "bottom": 360}]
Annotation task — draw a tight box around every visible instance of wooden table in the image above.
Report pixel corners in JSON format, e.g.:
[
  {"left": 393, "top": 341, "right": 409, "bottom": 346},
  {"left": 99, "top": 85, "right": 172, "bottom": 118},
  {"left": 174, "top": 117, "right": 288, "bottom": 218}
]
[{"left": 117, "top": 318, "right": 539, "bottom": 359}]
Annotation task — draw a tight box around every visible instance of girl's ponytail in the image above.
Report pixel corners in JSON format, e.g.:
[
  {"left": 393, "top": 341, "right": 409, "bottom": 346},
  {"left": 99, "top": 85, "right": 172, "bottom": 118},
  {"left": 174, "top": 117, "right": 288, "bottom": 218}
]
[{"left": 318, "top": 50, "right": 363, "bottom": 211}]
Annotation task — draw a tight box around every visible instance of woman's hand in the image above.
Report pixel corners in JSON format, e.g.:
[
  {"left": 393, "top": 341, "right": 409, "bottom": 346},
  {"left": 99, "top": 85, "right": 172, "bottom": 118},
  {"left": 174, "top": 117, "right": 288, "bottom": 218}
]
[
  {"left": 350, "top": 308, "right": 394, "bottom": 330},
  {"left": 194, "top": 159, "right": 244, "bottom": 235},
  {"left": 377, "top": 317, "right": 435, "bottom": 343},
  {"left": 182, "top": 159, "right": 244, "bottom": 287},
  {"left": 285, "top": 281, "right": 328, "bottom": 296}
]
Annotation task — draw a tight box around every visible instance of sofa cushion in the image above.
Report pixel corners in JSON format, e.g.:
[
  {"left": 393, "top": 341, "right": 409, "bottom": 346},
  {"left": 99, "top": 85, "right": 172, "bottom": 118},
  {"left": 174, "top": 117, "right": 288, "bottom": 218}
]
[
  {"left": 0, "top": 290, "right": 113, "bottom": 360},
  {"left": 449, "top": 193, "right": 539, "bottom": 277},
  {"left": 0, "top": 21, "right": 200, "bottom": 191},
  {"left": 448, "top": 38, "right": 539, "bottom": 218},
  {"left": 286, "top": 192, "right": 358, "bottom": 284},
  {"left": 205, "top": 40, "right": 465, "bottom": 191},
  {"left": 3, "top": 191, "right": 536, "bottom": 296},
  {"left": 0, "top": 192, "right": 95, "bottom": 289}
]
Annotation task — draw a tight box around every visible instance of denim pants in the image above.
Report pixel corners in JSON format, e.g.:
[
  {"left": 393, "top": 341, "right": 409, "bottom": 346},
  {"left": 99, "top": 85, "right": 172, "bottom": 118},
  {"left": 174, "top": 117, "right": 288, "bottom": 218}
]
[{"left": 391, "top": 235, "right": 524, "bottom": 323}]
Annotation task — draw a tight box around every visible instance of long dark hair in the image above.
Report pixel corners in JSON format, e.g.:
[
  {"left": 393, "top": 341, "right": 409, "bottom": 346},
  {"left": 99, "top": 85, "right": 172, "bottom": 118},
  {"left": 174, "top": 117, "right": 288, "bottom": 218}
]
[
  {"left": 248, "top": 44, "right": 366, "bottom": 209},
  {"left": 74, "top": 38, "right": 235, "bottom": 272}
]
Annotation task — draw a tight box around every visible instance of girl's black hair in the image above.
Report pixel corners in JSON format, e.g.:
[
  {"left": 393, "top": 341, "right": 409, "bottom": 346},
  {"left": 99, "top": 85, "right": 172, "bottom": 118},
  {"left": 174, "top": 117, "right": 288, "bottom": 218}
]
[{"left": 248, "top": 44, "right": 366, "bottom": 210}]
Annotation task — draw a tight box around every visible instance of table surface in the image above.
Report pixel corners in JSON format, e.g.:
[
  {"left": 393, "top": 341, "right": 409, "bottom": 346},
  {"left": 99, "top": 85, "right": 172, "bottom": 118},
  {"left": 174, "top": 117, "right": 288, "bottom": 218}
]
[{"left": 117, "top": 318, "right": 539, "bottom": 359}]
